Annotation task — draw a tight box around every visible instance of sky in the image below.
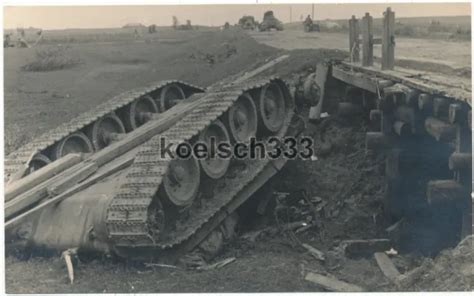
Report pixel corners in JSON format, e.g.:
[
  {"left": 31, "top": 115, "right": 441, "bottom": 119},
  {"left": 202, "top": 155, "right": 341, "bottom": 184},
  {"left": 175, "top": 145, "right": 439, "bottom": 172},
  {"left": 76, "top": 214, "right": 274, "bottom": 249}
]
[{"left": 3, "top": 3, "right": 471, "bottom": 30}]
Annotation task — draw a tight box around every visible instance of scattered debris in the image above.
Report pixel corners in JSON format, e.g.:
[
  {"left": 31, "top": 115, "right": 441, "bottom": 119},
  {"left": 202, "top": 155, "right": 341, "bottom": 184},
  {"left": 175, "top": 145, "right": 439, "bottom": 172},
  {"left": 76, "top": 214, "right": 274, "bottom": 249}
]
[
  {"left": 196, "top": 257, "right": 236, "bottom": 270},
  {"left": 385, "top": 248, "right": 398, "bottom": 256},
  {"left": 305, "top": 272, "right": 365, "bottom": 292},
  {"left": 302, "top": 243, "right": 325, "bottom": 261},
  {"left": 144, "top": 263, "right": 180, "bottom": 269},
  {"left": 61, "top": 248, "right": 78, "bottom": 284},
  {"left": 374, "top": 252, "right": 402, "bottom": 283},
  {"left": 341, "top": 239, "right": 391, "bottom": 258}
]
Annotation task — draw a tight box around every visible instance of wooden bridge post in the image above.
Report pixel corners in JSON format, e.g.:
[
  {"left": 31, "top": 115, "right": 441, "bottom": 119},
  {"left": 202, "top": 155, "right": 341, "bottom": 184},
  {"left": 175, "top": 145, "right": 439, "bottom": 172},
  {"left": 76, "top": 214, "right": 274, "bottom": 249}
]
[
  {"left": 361, "top": 13, "right": 374, "bottom": 67},
  {"left": 349, "top": 15, "right": 360, "bottom": 63},
  {"left": 382, "top": 7, "right": 395, "bottom": 70}
]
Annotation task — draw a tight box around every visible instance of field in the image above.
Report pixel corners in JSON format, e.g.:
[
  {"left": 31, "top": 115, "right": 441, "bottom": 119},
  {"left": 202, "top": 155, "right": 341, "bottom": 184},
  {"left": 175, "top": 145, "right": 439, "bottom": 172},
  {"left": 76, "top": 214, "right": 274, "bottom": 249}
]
[
  {"left": 4, "top": 23, "right": 472, "bottom": 293},
  {"left": 250, "top": 29, "right": 471, "bottom": 75}
]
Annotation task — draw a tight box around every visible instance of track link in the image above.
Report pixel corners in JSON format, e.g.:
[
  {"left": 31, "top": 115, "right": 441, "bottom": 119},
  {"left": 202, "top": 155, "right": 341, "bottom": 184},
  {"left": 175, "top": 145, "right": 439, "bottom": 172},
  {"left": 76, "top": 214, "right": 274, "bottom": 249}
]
[
  {"left": 106, "top": 77, "right": 295, "bottom": 249},
  {"left": 5, "top": 80, "right": 204, "bottom": 178}
]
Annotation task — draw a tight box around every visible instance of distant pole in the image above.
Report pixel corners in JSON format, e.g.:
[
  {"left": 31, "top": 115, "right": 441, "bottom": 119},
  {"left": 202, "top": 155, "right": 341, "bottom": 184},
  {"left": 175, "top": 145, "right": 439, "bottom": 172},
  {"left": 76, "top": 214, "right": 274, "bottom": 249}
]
[{"left": 312, "top": 4, "right": 314, "bottom": 19}]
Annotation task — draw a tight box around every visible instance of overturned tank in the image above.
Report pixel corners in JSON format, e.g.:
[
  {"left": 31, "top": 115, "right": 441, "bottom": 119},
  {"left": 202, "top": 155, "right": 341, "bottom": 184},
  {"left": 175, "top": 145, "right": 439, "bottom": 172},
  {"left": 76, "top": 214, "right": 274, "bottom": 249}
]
[{"left": 5, "top": 56, "right": 302, "bottom": 260}]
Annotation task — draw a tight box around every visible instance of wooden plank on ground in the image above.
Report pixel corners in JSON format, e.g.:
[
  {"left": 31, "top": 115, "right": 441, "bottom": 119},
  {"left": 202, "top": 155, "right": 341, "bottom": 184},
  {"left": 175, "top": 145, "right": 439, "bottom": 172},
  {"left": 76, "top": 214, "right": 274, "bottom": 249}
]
[
  {"left": 374, "top": 252, "right": 401, "bottom": 283},
  {"left": 305, "top": 272, "right": 365, "bottom": 292}
]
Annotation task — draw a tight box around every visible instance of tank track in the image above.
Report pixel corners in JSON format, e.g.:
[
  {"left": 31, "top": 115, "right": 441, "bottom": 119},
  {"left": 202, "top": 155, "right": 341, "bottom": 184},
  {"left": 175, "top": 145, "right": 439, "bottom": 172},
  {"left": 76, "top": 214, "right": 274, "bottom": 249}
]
[
  {"left": 106, "top": 77, "right": 294, "bottom": 249},
  {"left": 5, "top": 80, "right": 204, "bottom": 178}
]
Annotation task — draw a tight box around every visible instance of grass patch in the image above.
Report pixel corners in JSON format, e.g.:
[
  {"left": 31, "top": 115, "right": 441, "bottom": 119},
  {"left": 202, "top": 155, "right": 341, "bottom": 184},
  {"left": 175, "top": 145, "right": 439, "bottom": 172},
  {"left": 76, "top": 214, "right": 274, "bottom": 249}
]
[{"left": 22, "top": 46, "right": 81, "bottom": 72}]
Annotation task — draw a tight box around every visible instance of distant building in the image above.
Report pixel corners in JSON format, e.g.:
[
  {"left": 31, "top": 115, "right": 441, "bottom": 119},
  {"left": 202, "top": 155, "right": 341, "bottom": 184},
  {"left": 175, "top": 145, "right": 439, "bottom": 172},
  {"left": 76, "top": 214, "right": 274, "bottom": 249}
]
[{"left": 122, "top": 23, "right": 146, "bottom": 29}]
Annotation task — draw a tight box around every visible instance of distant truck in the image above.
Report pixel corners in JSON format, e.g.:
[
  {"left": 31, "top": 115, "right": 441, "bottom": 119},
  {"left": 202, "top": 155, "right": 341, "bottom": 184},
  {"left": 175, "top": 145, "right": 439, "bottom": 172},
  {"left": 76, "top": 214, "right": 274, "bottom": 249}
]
[
  {"left": 238, "top": 16, "right": 257, "bottom": 30},
  {"left": 259, "top": 11, "right": 283, "bottom": 31}
]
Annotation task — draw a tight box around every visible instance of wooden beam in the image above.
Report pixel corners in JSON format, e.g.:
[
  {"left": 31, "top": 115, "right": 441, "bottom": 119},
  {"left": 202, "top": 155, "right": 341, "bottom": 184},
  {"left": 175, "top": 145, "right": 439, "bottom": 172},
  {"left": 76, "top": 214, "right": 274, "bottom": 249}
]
[
  {"left": 393, "top": 121, "right": 411, "bottom": 137},
  {"left": 374, "top": 252, "right": 401, "bottom": 283},
  {"left": 427, "top": 180, "right": 465, "bottom": 205},
  {"left": 339, "top": 61, "right": 472, "bottom": 105},
  {"left": 305, "top": 272, "right": 364, "bottom": 292},
  {"left": 448, "top": 103, "right": 465, "bottom": 124},
  {"left": 418, "top": 93, "right": 433, "bottom": 112},
  {"left": 382, "top": 7, "right": 395, "bottom": 70},
  {"left": 5, "top": 162, "right": 98, "bottom": 219},
  {"left": 332, "top": 66, "right": 377, "bottom": 93},
  {"left": 5, "top": 153, "right": 83, "bottom": 202},
  {"left": 5, "top": 157, "right": 134, "bottom": 230},
  {"left": 361, "top": 13, "right": 374, "bottom": 67},
  {"left": 366, "top": 132, "right": 388, "bottom": 151},
  {"left": 348, "top": 16, "right": 360, "bottom": 63},
  {"left": 433, "top": 97, "right": 450, "bottom": 118},
  {"left": 449, "top": 152, "right": 472, "bottom": 171},
  {"left": 425, "top": 117, "right": 456, "bottom": 142},
  {"left": 395, "top": 106, "right": 416, "bottom": 133}
]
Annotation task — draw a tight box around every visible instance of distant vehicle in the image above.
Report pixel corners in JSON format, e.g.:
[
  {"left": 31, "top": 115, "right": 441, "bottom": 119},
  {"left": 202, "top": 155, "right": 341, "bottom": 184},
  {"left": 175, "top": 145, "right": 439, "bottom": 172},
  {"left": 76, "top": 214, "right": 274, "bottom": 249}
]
[
  {"left": 148, "top": 24, "right": 157, "bottom": 34},
  {"left": 176, "top": 20, "right": 193, "bottom": 30},
  {"left": 238, "top": 15, "right": 257, "bottom": 30},
  {"left": 259, "top": 11, "right": 283, "bottom": 32},
  {"left": 122, "top": 22, "right": 146, "bottom": 29},
  {"left": 303, "top": 15, "right": 320, "bottom": 32}
]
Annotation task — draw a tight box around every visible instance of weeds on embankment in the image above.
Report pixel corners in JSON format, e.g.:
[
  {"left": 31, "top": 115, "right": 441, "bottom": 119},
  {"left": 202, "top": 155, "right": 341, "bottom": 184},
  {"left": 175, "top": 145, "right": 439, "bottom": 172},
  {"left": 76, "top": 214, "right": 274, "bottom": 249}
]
[{"left": 22, "top": 46, "right": 81, "bottom": 72}]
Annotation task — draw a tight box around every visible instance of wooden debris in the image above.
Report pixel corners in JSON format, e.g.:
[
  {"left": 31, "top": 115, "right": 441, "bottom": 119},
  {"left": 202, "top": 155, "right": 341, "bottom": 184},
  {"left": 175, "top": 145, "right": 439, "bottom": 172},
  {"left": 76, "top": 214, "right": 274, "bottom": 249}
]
[
  {"left": 417, "top": 93, "right": 432, "bottom": 112},
  {"left": 424, "top": 117, "right": 456, "bottom": 142},
  {"left": 365, "top": 132, "right": 388, "bottom": 151},
  {"left": 341, "top": 238, "right": 391, "bottom": 258},
  {"left": 448, "top": 103, "right": 465, "bottom": 124},
  {"left": 374, "top": 252, "right": 401, "bottom": 283},
  {"left": 448, "top": 152, "right": 471, "bottom": 171},
  {"left": 433, "top": 97, "right": 449, "bottom": 118},
  {"left": 305, "top": 272, "right": 365, "bottom": 292},
  {"left": 5, "top": 153, "right": 83, "bottom": 202},
  {"left": 397, "top": 260, "right": 433, "bottom": 287},
  {"left": 144, "top": 263, "right": 179, "bottom": 269},
  {"left": 302, "top": 243, "right": 325, "bottom": 261},
  {"left": 427, "top": 180, "right": 465, "bottom": 205},
  {"left": 61, "top": 248, "right": 78, "bottom": 285},
  {"left": 196, "top": 257, "right": 236, "bottom": 270}
]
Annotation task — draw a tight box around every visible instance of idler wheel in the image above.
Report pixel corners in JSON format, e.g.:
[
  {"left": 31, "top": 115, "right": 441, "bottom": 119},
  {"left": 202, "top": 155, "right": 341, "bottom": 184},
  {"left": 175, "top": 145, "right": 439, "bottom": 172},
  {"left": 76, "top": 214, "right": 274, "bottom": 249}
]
[
  {"left": 122, "top": 95, "right": 158, "bottom": 131},
  {"left": 163, "top": 157, "right": 200, "bottom": 206},
  {"left": 27, "top": 153, "right": 51, "bottom": 174},
  {"left": 88, "top": 113, "right": 126, "bottom": 150},
  {"left": 258, "top": 82, "right": 286, "bottom": 134},
  {"left": 52, "top": 132, "right": 94, "bottom": 160},
  {"left": 199, "top": 119, "right": 231, "bottom": 179},
  {"left": 227, "top": 93, "right": 258, "bottom": 142},
  {"left": 159, "top": 84, "right": 185, "bottom": 112}
]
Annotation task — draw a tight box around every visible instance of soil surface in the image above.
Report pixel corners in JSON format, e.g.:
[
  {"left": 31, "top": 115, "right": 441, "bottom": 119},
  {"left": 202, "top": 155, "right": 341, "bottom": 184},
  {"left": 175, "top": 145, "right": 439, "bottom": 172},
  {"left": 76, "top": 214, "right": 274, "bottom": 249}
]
[{"left": 4, "top": 27, "right": 472, "bottom": 292}]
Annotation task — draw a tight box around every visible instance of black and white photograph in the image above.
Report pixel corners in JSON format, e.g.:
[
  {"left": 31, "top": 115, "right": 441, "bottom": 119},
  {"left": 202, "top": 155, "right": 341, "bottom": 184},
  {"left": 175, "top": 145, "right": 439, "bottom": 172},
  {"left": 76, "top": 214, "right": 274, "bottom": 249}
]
[{"left": 2, "top": 1, "right": 472, "bottom": 293}]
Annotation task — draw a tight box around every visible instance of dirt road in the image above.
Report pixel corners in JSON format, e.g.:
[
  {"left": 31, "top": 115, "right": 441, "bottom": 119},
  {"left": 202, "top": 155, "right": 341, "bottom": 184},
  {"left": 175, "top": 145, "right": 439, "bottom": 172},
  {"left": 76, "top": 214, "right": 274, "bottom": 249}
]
[{"left": 249, "top": 30, "right": 471, "bottom": 75}]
